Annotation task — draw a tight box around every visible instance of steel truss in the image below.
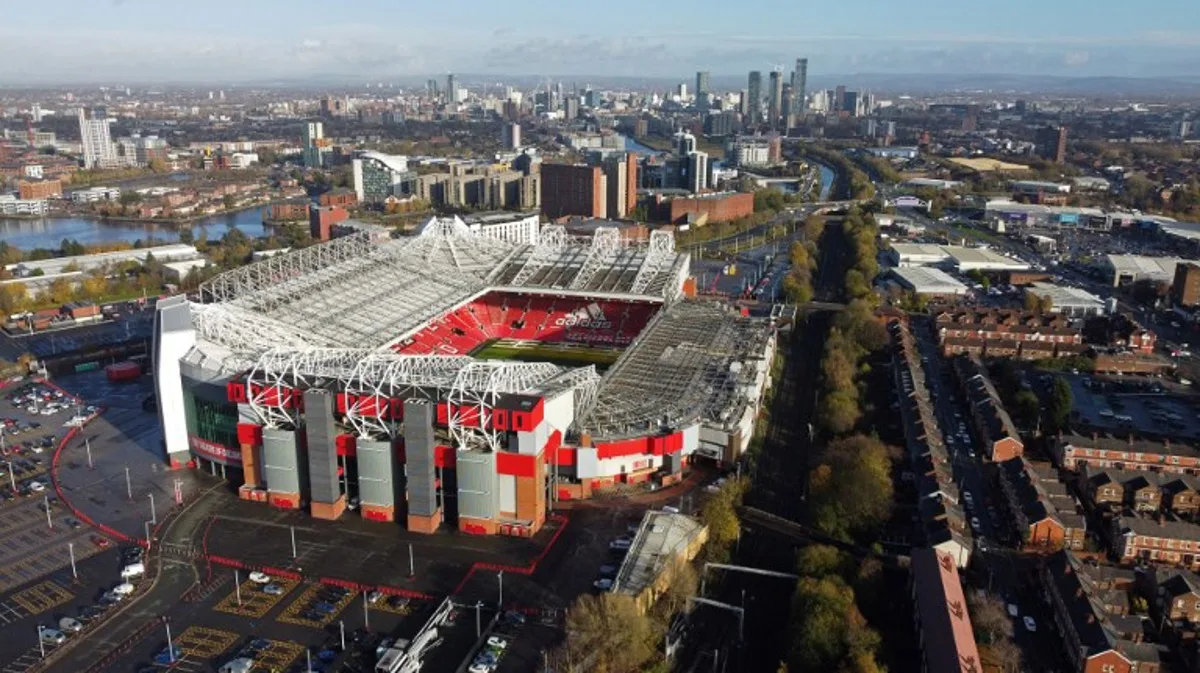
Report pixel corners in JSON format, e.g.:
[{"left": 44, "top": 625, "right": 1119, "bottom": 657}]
[
  {"left": 199, "top": 232, "right": 375, "bottom": 303},
  {"left": 507, "top": 225, "right": 569, "bottom": 286},
  {"left": 628, "top": 230, "right": 677, "bottom": 295},
  {"left": 569, "top": 227, "right": 624, "bottom": 290},
  {"left": 447, "top": 361, "right": 565, "bottom": 452}
]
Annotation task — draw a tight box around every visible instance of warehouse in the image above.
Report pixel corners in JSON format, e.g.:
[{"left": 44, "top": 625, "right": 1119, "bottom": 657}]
[
  {"left": 885, "top": 243, "right": 952, "bottom": 268},
  {"left": 1026, "top": 282, "right": 1109, "bottom": 317},
  {"left": 1103, "top": 254, "right": 1192, "bottom": 287},
  {"left": 887, "top": 267, "right": 969, "bottom": 298},
  {"left": 942, "top": 246, "right": 1029, "bottom": 273}
]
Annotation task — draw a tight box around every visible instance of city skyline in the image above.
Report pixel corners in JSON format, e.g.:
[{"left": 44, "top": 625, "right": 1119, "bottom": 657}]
[{"left": 2, "top": 0, "right": 1200, "bottom": 83}]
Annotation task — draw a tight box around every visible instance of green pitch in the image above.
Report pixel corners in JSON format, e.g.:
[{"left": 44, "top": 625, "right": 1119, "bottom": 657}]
[{"left": 471, "top": 339, "right": 623, "bottom": 369}]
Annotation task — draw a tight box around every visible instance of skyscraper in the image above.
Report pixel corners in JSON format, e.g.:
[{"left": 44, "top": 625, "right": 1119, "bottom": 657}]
[
  {"left": 696, "top": 71, "right": 710, "bottom": 96},
  {"left": 78, "top": 106, "right": 117, "bottom": 169},
  {"left": 686, "top": 151, "right": 709, "bottom": 193},
  {"left": 793, "top": 58, "right": 808, "bottom": 114},
  {"left": 502, "top": 123, "right": 521, "bottom": 150},
  {"left": 302, "top": 121, "right": 327, "bottom": 168},
  {"left": 676, "top": 130, "right": 697, "bottom": 157},
  {"left": 747, "top": 71, "right": 762, "bottom": 124},
  {"left": 768, "top": 70, "right": 784, "bottom": 129},
  {"left": 446, "top": 73, "right": 457, "bottom": 102},
  {"left": 1035, "top": 126, "right": 1068, "bottom": 164}
]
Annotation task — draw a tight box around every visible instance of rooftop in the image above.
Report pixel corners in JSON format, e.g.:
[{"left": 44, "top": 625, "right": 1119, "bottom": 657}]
[
  {"left": 614, "top": 511, "right": 706, "bottom": 598},
  {"left": 910, "top": 548, "right": 982, "bottom": 673}
]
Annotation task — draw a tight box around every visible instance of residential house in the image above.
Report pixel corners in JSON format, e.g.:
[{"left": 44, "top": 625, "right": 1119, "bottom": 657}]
[
  {"left": 909, "top": 548, "right": 983, "bottom": 673},
  {"left": 1057, "top": 434, "right": 1200, "bottom": 476},
  {"left": 998, "top": 457, "right": 1086, "bottom": 550},
  {"left": 1041, "top": 551, "right": 1164, "bottom": 673},
  {"left": 953, "top": 355, "right": 1024, "bottom": 462},
  {"left": 1112, "top": 516, "right": 1200, "bottom": 571}
]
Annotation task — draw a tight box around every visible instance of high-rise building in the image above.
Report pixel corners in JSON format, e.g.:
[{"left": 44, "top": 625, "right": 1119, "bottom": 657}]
[
  {"left": 768, "top": 70, "right": 784, "bottom": 129},
  {"left": 602, "top": 152, "right": 638, "bottom": 219},
  {"left": 502, "top": 123, "right": 521, "bottom": 150},
  {"left": 78, "top": 106, "right": 118, "bottom": 169},
  {"left": 565, "top": 98, "right": 579, "bottom": 121},
  {"left": 1035, "top": 126, "right": 1068, "bottom": 164},
  {"left": 842, "top": 91, "right": 859, "bottom": 118},
  {"left": 747, "top": 71, "right": 762, "bottom": 124},
  {"left": 696, "top": 71, "right": 711, "bottom": 108},
  {"left": 352, "top": 151, "right": 414, "bottom": 202},
  {"left": 446, "top": 74, "right": 457, "bottom": 102},
  {"left": 686, "top": 151, "right": 709, "bottom": 193},
  {"left": 676, "top": 131, "right": 697, "bottom": 157},
  {"left": 541, "top": 163, "right": 606, "bottom": 219},
  {"left": 781, "top": 84, "right": 795, "bottom": 131},
  {"left": 1173, "top": 263, "right": 1200, "bottom": 307},
  {"left": 793, "top": 58, "right": 808, "bottom": 114},
  {"left": 834, "top": 85, "right": 847, "bottom": 113},
  {"left": 302, "top": 121, "right": 327, "bottom": 168},
  {"left": 427, "top": 79, "right": 439, "bottom": 96}
]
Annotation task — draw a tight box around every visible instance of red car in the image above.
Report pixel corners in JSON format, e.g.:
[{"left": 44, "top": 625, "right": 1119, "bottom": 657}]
[{"left": 91, "top": 535, "right": 110, "bottom": 549}]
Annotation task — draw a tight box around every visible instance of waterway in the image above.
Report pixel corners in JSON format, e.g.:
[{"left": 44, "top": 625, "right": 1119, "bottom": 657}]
[
  {"left": 0, "top": 207, "right": 270, "bottom": 250},
  {"left": 621, "top": 135, "right": 662, "bottom": 155},
  {"left": 818, "top": 164, "right": 835, "bottom": 201}
]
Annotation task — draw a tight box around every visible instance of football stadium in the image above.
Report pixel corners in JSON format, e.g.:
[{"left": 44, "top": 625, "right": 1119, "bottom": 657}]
[{"left": 153, "top": 216, "right": 777, "bottom": 536}]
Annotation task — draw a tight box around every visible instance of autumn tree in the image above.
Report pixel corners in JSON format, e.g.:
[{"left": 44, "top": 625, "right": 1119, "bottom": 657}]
[
  {"left": 808, "top": 435, "right": 894, "bottom": 541},
  {"left": 787, "top": 575, "right": 884, "bottom": 672},
  {"left": 549, "top": 593, "right": 659, "bottom": 673}
]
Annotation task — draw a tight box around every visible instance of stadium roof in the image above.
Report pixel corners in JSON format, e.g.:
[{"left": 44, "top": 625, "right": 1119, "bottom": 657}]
[
  {"left": 575, "top": 300, "right": 773, "bottom": 440},
  {"left": 195, "top": 217, "right": 689, "bottom": 359}
]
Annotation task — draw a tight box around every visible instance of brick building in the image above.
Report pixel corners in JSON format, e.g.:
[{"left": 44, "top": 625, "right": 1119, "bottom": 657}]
[
  {"left": 909, "top": 549, "right": 982, "bottom": 673},
  {"left": 1041, "top": 551, "right": 1163, "bottom": 673},
  {"left": 17, "top": 179, "right": 62, "bottom": 200},
  {"left": 319, "top": 189, "right": 358, "bottom": 208},
  {"left": 1112, "top": 516, "right": 1200, "bottom": 571},
  {"left": 935, "top": 308, "right": 1082, "bottom": 360},
  {"left": 1146, "top": 568, "right": 1200, "bottom": 625},
  {"left": 1174, "top": 262, "right": 1200, "bottom": 307},
  {"left": 660, "top": 191, "right": 754, "bottom": 225},
  {"left": 952, "top": 355, "right": 1024, "bottom": 462},
  {"left": 309, "top": 205, "right": 349, "bottom": 242},
  {"left": 998, "top": 456, "right": 1086, "bottom": 550},
  {"left": 1082, "top": 466, "right": 1200, "bottom": 517},
  {"left": 268, "top": 201, "right": 310, "bottom": 222},
  {"left": 1056, "top": 434, "right": 1200, "bottom": 476},
  {"left": 541, "top": 163, "right": 605, "bottom": 219}
]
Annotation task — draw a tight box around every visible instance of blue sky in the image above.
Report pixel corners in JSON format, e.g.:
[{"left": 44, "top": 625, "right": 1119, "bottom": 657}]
[{"left": 2, "top": 0, "right": 1199, "bottom": 82}]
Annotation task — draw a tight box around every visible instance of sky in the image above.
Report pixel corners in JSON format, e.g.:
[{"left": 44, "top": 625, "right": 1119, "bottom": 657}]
[{"left": 2, "top": 0, "right": 1200, "bottom": 84}]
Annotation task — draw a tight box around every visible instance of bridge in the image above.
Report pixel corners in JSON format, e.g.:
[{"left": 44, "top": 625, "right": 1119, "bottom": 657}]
[{"left": 739, "top": 506, "right": 910, "bottom": 569}]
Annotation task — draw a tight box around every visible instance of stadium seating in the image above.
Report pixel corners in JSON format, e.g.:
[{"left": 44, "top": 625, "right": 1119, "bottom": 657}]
[{"left": 391, "top": 291, "right": 662, "bottom": 355}]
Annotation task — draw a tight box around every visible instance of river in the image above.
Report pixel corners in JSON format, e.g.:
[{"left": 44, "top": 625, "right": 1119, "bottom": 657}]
[
  {"left": 0, "top": 207, "right": 270, "bottom": 250},
  {"left": 818, "top": 164, "right": 835, "bottom": 201}
]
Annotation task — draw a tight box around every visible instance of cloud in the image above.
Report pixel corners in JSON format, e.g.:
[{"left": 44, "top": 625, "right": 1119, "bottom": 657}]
[{"left": 1063, "top": 51, "right": 1091, "bottom": 66}]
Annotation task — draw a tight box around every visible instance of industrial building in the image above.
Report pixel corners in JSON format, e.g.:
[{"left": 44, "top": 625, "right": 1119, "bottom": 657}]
[
  {"left": 1026, "top": 282, "right": 1110, "bottom": 317},
  {"left": 886, "top": 266, "right": 968, "bottom": 297},
  {"left": 1104, "top": 255, "right": 1192, "bottom": 287},
  {"left": 154, "top": 219, "right": 776, "bottom": 537}
]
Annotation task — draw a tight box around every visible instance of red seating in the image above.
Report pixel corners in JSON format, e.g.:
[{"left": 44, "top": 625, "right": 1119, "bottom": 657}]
[{"left": 389, "top": 292, "right": 661, "bottom": 355}]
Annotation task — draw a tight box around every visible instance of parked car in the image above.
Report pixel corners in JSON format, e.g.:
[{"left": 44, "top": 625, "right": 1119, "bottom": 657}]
[
  {"left": 593, "top": 578, "right": 614, "bottom": 592},
  {"left": 58, "top": 617, "right": 82, "bottom": 633},
  {"left": 248, "top": 571, "right": 270, "bottom": 584},
  {"left": 1023, "top": 616, "right": 1037, "bottom": 632},
  {"left": 262, "top": 584, "right": 284, "bottom": 596},
  {"left": 39, "top": 628, "right": 66, "bottom": 645}
]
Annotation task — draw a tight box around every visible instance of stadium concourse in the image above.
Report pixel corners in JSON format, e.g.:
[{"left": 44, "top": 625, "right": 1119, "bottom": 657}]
[{"left": 152, "top": 215, "right": 777, "bottom": 537}]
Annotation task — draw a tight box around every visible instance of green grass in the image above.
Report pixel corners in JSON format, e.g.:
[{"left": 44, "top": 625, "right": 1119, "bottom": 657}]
[{"left": 471, "top": 339, "right": 623, "bottom": 369}]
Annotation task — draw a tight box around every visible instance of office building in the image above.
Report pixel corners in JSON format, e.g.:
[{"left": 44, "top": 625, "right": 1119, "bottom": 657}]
[
  {"left": 541, "top": 163, "right": 606, "bottom": 219},
  {"left": 503, "top": 123, "right": 521, "bottom": 150},
  {"left": 301, "top": 121, "right": 328, "bottom": 169},
  {"left": 695, "top": 71, "right": 710, "bottom": 108},
  {"left": 747, "top": 71, "right": 762, "bottom": 124},
  {"left": 78, "top": 106, "right": 118, "bottom": 169},
  {"left": 565, "top": 98, "right": 579, "bottom": 121},
  {"left": 17, "top": 179, "right": 62, "bottom": 200},
  {"left": 603, "top": 152, "right": 638, "bottom": 219},
  {"left": 1036, "top": 125, "right": 1069, "bottom": 164},
  {"left": 686, "top": 151, "right": 709, "bottom": 193},
  {"left": 351, "top": 151, "right": 415, "bottom": 203},
  {"left": 767, "top": 70, "right": 784, "bottom": 129},
  {"left": 842, "top": 90, "right": 859, "bottom": 117},
  {"left": 134, "top": 135, "right": 168, "bottom": 166},
  {"left": 834, "top": 85, "right": 846, "bottom": 113},
  {"left": 793, "top": 58, "right": 808, "bottom": 114},
  {"left": 675, "top": 131, "right": 697, "bottom": 157},
  {"left": 1173, "top": 262, "right": 1200, "bottom": 307},
  {"left": 726, "top": 135, "right": 772, "bottom": 167},
  {"left": 447, "top": 74, "right": 457, "bottom": 103},
  {"left": 676, "top": 83, "right": 688, "bottom": 101},
  {"left": 704, "top": 111, "right": 739, "bottom": 137}
]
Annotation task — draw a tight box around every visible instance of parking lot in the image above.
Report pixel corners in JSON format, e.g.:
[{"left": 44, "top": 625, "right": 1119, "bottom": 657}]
[{"left": 1066, "top": 373, "right": 1200, "bottom": 440}]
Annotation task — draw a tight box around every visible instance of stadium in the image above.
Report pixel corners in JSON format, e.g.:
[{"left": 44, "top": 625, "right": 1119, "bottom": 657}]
[{"left": 153, "top": 216, "right": 777, "bottom": 536}]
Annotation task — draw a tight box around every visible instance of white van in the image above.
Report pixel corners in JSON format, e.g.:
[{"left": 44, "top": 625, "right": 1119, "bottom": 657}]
[{"left": 120, "top": 562, "right": 145, "bottom": 578}]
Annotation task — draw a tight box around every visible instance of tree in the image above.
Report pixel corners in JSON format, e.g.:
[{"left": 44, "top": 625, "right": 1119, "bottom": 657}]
[
  {"left": 700, "top": 478, "right": 745, "bottom": 551},
  {"left": 1013, "top": 390, "right": 1040, "bottom": 430},
  {"left": 1045, "top": 376, "right": 1073, "bottom": 433},
  {"left": 222, "top": 194, "right": 236, "bottom": 210},
  {"left": 787, "top": 575, "right": 883, "bottom": 672},
  {"left": 178, "top": 228, "right": 194, "bottom": 245},
  {"left": 968, "top": 592, "right": 1014, "bottom": 643},
  {"left": 808, "top": 435, "right": 894, "bottom": 541},
  {"left": 550, "top": 593, "right": 658, "bottom": 673},
  {"left": 796, "top": 545, "right": 851, "bottom": 579},
  {"left": 0, "top": 282, "right": 29, "bottom": 321},
  {"left": 818, "top": 390, "right": 861, "bottom": 435},
  {"left": 118, "top": 191, "right": 143, "bottom": 206},
  {"left": 658, "top": 557, "right": 699, "bottom": 617}
]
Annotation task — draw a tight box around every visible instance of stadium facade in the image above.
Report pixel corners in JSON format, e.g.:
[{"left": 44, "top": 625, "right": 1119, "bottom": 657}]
[{"left": 154, "top": 215, "right": 776, "bottom": 536}]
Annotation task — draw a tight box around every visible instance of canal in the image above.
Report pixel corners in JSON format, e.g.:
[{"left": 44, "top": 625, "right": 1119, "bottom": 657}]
[{"left": 0, "top": 207, "right": 270, "bottom": 250}]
